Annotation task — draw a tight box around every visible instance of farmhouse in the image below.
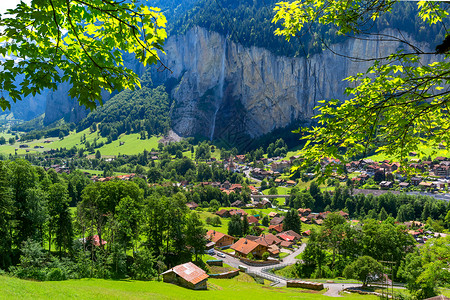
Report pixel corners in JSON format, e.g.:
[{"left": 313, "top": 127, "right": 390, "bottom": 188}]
[
  {"left": 206, "top": 230, "right": 235, "bottom": 248},
  {"left": 162, "top": 262, "right": 208, "bottom": 290},
  {"left": 231, "top": 238, "right": 268, "bottom": 259}
]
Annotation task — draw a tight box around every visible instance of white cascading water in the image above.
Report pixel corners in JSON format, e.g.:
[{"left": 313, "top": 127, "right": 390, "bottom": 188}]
[{"left": 210, "top": 35, "right": 227, "bottom": 140}]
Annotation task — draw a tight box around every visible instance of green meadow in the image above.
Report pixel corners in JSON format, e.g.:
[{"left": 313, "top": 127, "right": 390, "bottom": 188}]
[{"left": 0, "top": 275, "right": 379, "bottom": 300}]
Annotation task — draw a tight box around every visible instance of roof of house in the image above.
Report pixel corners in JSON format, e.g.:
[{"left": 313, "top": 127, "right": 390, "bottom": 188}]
[
  {"left": 270, "top": 216, "right": 285, "bottom": 225},
  {"left": 268, "top": 244, "right": 280, "bottom": 255},
  {"left": 231, "top": 238, "right": 261, "bottom": 255},
  {"left": 280, "top": 241, "right": 293, "bottom": 248},
  {"left": 206, "top": 230, "right": 233, "bottom": 243},
  {"left": 216, "top": 209, "right": 230, "bottom": 217},
  {"left": 247, "top": 215, "right": 259, "bottom": 224},
  {"left": 161, "top": 262, "right": 208, "bottom": 285},
  {"left": 255, "top": 233, "right": 281, "bottom": 246},
  {"left": 278, "top": 233, "right": 296, "bottom": 242},
  {"left": 268, "top": 224, "right": 283, "bottom": 233},
  {"left": 424, "top": 295, "right": 450, "bottom": 300},
  {"left": 281, "top": 230, "right": 302, "bottom": 239},
  {"left": 268, "top": 211, "right": 279, "bottom": 218},
  {"left": 186, "top": 202, "right": 199, "bottom": 209}
]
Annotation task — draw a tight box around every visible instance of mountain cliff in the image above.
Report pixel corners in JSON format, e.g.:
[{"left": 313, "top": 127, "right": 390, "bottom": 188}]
[
  {"left": 40, "top": 26, "right": 436, "bottom": 146},
  {"left": 151, "top": 26, "right": 434, "bottom": 144}
]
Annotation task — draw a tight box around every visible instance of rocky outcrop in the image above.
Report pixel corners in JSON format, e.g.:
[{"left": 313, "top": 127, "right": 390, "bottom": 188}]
[{"left": 153, "top": 26, "right": 433, "bottom": 142}]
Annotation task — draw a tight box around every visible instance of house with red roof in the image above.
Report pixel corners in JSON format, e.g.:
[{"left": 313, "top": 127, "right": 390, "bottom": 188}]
[
  {"left": 162, "top": 262, "right": 209, "bottom": 290},
  {"left": 206, "top": 230, "right": 235, "bottom": 248},
  {"left": 231, "top": 238, "right": 268, "bottom": 259},
  {"left": 269, "top": 224, "right": 283, "bottom": 233},
  {"left": 247, "top": 215, "right": 259, "bottom": 225}
]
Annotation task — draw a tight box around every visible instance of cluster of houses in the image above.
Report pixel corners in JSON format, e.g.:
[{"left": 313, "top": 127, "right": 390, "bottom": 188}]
[
  {"left": 205, "top": 229, "right": 302, "bottom": 259},
  {"left": 343, "top": 156, "right": 450, "bottom": 191},
  {"left": 90, "top": 173, "right": 137, "bottom": 182},
  {"left": 43, "top": 164, "right": 71, "bottom": 174}
]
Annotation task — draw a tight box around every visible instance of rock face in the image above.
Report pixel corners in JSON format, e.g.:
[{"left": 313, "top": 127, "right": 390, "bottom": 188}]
[
  {"left": 42, "top": 25, "right": 434, "bottom": 141},
  {"left": 153, "top": 26, "right": 433, "bottom": 143}
]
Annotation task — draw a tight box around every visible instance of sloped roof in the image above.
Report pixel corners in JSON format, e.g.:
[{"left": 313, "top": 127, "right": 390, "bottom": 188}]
[
  {"left": 281, "top": 230, "right": 302, "bottom": 240},
  {"left": 162, "top": 262, "right": 208, "bottom": 285},
  {"left": 255, "top": 233, "right": 281, "bottom": 246},
  {"left": 270, "top": 216, "right": 285, "bottom": 225},
  {"left": 206, "top": 230, "right": 233, "bottom": 243},
  {"left": 231, "top": 238, "right": 261, "bottom": 255}
]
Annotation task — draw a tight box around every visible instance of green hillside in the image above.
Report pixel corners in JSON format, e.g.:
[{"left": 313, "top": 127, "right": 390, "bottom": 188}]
[{"left": 0, "top": 275, "right": 378, "bottom": 300}]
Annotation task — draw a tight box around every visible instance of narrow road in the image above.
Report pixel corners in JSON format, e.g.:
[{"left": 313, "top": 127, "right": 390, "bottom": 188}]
[{"left": 210, "top": 244, "right": 391, "bottom": 296}]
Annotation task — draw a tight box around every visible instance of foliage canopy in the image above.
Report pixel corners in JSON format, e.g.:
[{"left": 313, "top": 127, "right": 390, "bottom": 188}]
[
  {"left": 274, "top": 0, "right": 450, "bottom": 174},
  {"left": 0, "top": 0, "right": 167, "bottom": 110}
]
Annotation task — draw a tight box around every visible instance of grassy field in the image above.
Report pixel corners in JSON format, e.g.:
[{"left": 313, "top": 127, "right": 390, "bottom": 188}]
[{"left": 0, "top": 274, "right": 380, "bottom": 300}]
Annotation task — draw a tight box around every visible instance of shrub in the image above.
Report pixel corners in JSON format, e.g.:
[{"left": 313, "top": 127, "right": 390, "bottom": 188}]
[{"left": 46, "top": 268, "right": 67, "bottom": 281}]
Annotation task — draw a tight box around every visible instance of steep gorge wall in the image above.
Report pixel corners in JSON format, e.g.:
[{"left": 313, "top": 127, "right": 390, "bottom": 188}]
[
  {"left": 153, "top": 26, "right": 433, "bottom": 143},
  {"left": 42, "top": 26, "right": 435, "bottom": 142}
]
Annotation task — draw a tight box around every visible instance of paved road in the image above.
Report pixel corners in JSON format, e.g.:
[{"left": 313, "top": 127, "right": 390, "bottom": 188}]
[{"left": 210, "top": 244, "right": 389, "bottom": 296}]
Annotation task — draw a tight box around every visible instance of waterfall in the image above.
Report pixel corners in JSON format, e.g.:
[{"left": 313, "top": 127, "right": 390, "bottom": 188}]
[{"left": 210, "top": 35, "right": 227, "bottom": 140}]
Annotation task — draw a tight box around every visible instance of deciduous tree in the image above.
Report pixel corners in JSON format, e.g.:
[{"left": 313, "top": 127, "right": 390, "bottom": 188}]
[{"left": 0, "top": 0, "right": 167, "bottom": 110}]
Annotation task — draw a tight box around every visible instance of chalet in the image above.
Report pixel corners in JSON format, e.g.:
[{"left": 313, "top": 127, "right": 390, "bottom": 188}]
[
  {"left": 399, "top": 182, "right": 410, "bottom": 189},
  {"left": 286, "top": 180, "right": 296, "bottom": 186},
  {"left": 186, "top": 202, "right": 199, "bottom": 210},
  {"left": 268, "top": 244, "right": 280, "bottom": 256},
  {"left": 436, "top": 156, "right": 447, "bottom": 161},
  {"left": 409, "top": 152, "right": 417, "bottom": 156},
  {"left": 247, "top": 215, "right": 259, "bottom": 225},
  {"left": 162, "top": 262, "right": 208, "bottom": 290},
  {"left": 302, "top": 230, "right": 311, "bottom": 237},
  {"left": 270, "top": 216, "right": 285, "bottom": 226},
  {"left": 254, "top": 233, "right": 282, "bottom": 246},
  {"left": 230, "top": 209, "right": 248, "bottom": 217},
  {"left": 279, "top": 230, "right": 302, "bottom": 241},
  {"left": 268, "top": 211, "right": 280, "bottom": 218},
  {"left": 317, "top": 211, "right": 331, "bottom": 220},
  {"left": 391, "top": 162, "right": 400, "bottom": 171},
  {"left": 419, "top": 181, "right": 435, "bottom": 190},
  {"left": 297, "top": 208, "right": 312, "bottom": 216},
  {"left": 274, "top": 178, "right": 284, "bottom": 185},
  {"left": 206, "top": 230, "right": 235, "bottom": 248},
  {"left": 338, "top": 210, "right": 349, "bottom": 219},
  {"left": 230, "top": 200, "right": 244, "bottom": 208},
  {"left": 260, "top": 199, "right": 272, "bottom": 208},
  {"left": 229, "top": 184, "right": 243, "bottom": 192},
  {"left": 411, "top": 177, "right": 422, "bottom": 186},
  {"left": 379, "top": 181, "right": 393, "bottom": 189},
  {"left": 433, "top": 165, "right": 449, "bottom": 177},
  {"left": 278, "top": 233, "right": 296, "bottom": 243},
  {"left": 271, "top": 161, "right": 291, "bottom": 173},
  {"left": 231, "top": 238, "right": 268, "bottom": 259},
  {"left": 216, "top": 209, "right": 231, "bottom": 218},
  {"left": 268, "top": 224, "right": 283, "bottom": 233},
  {"left": 315, "top": 219, "right": 324, "bottom": 225},
  {"left": 222, "top": 180, "right": 231, "bottom": 189},
  {"left": 280, "top": 240, "right": 293, "bottom": 248},
  {"left": 289, "top": 155, "right": 302, "bottom": 162}
]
